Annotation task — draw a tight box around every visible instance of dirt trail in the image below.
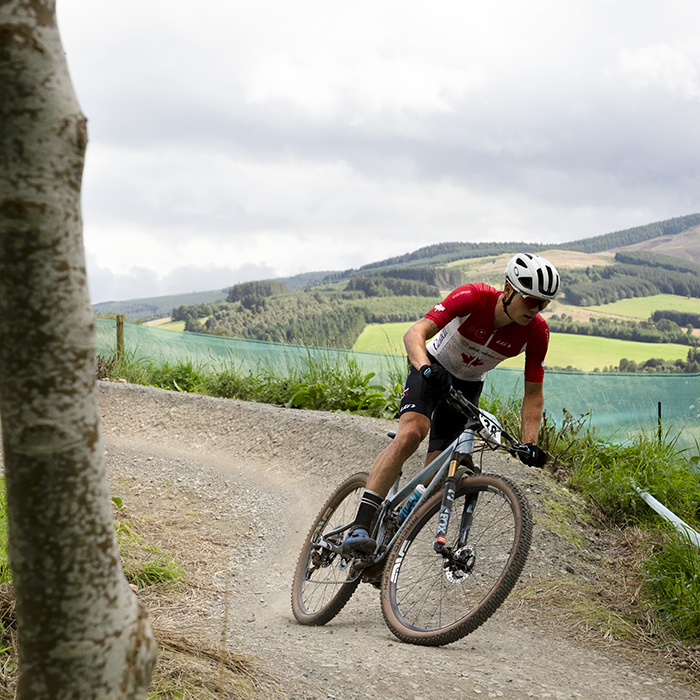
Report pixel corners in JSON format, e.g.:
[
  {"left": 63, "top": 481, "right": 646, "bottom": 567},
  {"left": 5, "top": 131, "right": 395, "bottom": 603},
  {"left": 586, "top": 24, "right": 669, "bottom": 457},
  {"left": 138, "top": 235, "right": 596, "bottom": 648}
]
[{"left": 98, "top": 382, "right": 699, "bottom": 700}]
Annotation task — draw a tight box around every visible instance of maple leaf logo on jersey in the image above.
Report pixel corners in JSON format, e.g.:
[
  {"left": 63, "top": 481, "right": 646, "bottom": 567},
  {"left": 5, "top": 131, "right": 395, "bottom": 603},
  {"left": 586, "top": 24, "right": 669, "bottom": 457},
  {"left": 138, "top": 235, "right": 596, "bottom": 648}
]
[
  {"left": 434, "top": 303, "right": 445, "bottom": 312},
  {"left": 461, "top": 353, "right": 484, "bottom": 367}
]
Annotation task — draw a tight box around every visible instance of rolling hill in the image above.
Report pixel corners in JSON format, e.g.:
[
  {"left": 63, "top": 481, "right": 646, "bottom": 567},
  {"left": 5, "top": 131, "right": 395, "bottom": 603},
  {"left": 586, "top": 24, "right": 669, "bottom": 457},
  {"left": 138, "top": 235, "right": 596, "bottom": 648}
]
[{"left": 95, "top": 214, "right": 700, "bottom": 370}]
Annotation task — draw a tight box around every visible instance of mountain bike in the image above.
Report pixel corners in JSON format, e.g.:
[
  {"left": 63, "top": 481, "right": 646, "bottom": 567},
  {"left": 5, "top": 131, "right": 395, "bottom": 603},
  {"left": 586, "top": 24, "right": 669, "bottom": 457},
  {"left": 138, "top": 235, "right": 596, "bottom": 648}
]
[{"left": 291, "top": 387, "right": 535, "bottom": 646}]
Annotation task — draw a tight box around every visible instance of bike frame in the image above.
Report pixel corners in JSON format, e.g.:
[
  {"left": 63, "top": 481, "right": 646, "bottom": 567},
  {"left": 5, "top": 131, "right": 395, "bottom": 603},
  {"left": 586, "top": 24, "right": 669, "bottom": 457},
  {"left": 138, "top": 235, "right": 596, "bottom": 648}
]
[{"left": 317, "top": 389, "right": 525, "bottom": 569}]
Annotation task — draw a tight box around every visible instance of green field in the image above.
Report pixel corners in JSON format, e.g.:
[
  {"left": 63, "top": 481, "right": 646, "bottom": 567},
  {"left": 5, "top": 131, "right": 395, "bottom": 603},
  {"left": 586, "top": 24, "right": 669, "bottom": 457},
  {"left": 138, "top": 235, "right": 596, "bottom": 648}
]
[
  {"left": 353, "top": 322, "right": 413, "bottom": 355},
  {"left": 143, "top": 318, "right": 186, "bottom": 331},
  {"left": 584, "top": 294, "right": 700, "bottom": 319},
  {"left": 353, "top": 322, "right": 692, "bottom": 372}
]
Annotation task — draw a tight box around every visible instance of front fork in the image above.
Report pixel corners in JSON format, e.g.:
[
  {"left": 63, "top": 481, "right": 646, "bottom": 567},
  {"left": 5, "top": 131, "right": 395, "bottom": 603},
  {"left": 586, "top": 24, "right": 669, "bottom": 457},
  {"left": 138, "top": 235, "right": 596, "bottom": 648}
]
[{"left": 434, "top": 454, "right": 478, "bottom": 555}]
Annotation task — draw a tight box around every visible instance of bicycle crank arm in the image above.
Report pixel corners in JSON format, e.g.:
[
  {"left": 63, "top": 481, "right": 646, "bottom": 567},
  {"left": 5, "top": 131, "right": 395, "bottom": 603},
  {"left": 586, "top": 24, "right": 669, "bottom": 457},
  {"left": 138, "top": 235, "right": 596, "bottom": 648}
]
[{"left": 316, "top": 535, "right": 343, "bottom": 555}]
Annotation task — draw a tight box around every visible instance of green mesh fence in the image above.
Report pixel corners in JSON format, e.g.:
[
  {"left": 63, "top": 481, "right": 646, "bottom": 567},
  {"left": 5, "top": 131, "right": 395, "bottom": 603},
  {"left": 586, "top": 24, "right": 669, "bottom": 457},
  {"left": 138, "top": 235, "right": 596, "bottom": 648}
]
[
  {"left": 96, "top": 319, "right": 406, "bottom": 387},
  {"left": 486, "top": 368, "right": 700, "bottom": 450},
  {"left": 97, "top": 319, "right": 700, "bottom": 451}
]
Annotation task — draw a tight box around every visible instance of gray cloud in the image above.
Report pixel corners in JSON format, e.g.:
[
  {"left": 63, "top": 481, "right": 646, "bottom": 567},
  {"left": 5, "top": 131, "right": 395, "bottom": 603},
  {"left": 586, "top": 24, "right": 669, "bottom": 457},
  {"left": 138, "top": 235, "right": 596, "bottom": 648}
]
[
  {"left": 87, "top": 254, "right": 276, "bottom": 303},
  {"left": 57, "top": 1, "right": 700, "bottom": 301}
]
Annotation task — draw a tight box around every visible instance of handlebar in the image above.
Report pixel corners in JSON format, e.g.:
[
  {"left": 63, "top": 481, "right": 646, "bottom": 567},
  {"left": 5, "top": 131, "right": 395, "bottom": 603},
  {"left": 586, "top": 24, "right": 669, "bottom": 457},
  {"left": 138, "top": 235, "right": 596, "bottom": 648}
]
[{"left": 445, "top": 387, "right": 533, "bottom": 462}]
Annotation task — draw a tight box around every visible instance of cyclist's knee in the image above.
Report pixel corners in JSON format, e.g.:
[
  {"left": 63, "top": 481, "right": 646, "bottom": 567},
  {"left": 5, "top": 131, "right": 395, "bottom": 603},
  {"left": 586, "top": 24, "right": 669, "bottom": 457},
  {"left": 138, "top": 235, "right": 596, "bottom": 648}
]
[{"left": 394, "top": 417, "right": 429, "bottom": 456}]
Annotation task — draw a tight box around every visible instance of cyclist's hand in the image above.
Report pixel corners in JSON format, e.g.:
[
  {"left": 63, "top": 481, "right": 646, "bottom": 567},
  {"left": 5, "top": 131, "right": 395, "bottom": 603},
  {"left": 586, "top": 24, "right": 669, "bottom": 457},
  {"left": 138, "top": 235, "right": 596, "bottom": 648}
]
[
  {"left": 519, "top": 443, "right": 548, "bottom": 468},
  {"left": 420, "top": 364, "right": 452, "bottom": 393}
]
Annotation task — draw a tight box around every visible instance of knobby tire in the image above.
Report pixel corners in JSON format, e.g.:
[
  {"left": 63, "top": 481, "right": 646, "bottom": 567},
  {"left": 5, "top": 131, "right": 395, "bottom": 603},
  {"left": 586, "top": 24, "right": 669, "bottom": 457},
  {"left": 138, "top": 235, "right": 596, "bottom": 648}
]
[
  {"left": 380, "top": 474, "right": 532, "bottom": 646},
  {"left": 291, "top": 472, "right": 368, "bottom": 626}
]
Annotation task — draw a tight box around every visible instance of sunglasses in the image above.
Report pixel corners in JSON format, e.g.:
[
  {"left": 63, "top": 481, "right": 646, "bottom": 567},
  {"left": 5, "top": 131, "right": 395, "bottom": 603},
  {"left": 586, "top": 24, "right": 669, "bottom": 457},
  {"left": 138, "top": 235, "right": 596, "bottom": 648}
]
[{"left": 519, "top": 294, "right": 550, "bottom": 311}]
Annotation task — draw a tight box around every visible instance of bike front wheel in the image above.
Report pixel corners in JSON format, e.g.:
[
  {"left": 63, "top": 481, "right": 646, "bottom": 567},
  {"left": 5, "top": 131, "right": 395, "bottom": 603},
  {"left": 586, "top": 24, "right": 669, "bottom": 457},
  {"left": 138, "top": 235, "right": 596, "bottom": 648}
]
[
  {"left": 381, "top": 474, "right": 532, "bottom": 646},
  {"left": 291, "top": 472, "right": 367, "bottom": 626}
]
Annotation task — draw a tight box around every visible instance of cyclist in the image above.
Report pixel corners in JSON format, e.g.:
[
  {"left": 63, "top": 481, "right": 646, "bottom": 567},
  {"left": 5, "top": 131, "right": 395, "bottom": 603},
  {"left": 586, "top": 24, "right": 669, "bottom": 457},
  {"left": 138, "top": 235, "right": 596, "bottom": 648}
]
[{"left": 343, "top": 253, "right": 560, "bottom": 555}]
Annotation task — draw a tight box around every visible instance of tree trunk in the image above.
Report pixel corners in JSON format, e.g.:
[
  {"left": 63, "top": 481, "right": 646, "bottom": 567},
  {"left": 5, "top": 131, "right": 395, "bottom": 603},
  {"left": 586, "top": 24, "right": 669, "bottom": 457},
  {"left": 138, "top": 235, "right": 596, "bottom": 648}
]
[{"left": 0, "top": 2, "right": 157, "bottom": 697}]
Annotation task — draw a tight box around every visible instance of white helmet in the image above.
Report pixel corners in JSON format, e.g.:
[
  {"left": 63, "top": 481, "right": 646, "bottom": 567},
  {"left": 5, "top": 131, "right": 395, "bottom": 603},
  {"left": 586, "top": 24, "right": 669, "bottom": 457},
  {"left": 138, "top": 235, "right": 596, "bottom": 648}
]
[{"left": 505, "top": 254, "right": 560, "bottom": 301}]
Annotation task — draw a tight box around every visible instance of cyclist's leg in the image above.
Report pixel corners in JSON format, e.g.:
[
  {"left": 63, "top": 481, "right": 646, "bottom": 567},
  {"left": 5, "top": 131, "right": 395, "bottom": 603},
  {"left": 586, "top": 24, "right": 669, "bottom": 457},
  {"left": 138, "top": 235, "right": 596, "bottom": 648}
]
[
  {"left": 423, "top": 379, "right": 484, "bottom": 467},
  {"left": 365, "top": 411, "right": 430, "bottom": 495},
  {"left": 343, "top": 368, "right": 435, "bottom": 553},
  {"left": 342, "top": 411, "right": 429, "bottom": 554}
]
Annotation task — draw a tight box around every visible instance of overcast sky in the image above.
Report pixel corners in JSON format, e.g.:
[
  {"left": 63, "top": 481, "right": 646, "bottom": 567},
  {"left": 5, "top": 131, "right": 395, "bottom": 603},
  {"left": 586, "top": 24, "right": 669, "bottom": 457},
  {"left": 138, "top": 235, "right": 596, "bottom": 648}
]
[{"left": 56, "top": 1, "right": 700, "bottom": 303}]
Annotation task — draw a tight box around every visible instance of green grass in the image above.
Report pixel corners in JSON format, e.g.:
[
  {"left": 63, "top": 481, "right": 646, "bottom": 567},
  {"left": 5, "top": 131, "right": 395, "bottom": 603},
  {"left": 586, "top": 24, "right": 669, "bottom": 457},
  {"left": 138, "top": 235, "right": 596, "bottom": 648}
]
[
  {"left": 352, "top": 322, "right": 692, "bottom": 371},
  {"left": 566, "top": 433, "right": 700, "bottom": 528},
  {"left": 353, "top": 322, "right": 412, "bottom": 355},
  {"left": 504, "top": 333, "right": 691, "bottom": 371},
  {"left": 115, "top": 518, "right": 186, "bottom": 589},
  {"left": 155, "top": 319, "right": 186, "bottom": 331},
  {"left": 585, "top": 294, "right": 700, "bottom": 320},
  {"left": 644, "top": 528, "right": 700, "bottom": 642},
  {"left": 98, "top": 351, "right": 405, "bottom": 420}
]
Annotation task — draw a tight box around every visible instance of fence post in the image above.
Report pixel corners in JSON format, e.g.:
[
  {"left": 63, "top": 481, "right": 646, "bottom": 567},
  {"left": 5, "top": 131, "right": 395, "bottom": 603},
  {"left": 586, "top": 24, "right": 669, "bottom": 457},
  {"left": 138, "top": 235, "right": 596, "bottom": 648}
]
[{"left": 116, "top": 315, "right": 125, "bottom": 361}]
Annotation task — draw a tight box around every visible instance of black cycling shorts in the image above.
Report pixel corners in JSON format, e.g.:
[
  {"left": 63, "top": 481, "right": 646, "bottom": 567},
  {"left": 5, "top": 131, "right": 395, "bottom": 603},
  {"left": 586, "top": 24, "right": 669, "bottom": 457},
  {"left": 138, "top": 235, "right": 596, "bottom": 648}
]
[{"left": 399, "top": 363, "right": 483, "bottom": 453}]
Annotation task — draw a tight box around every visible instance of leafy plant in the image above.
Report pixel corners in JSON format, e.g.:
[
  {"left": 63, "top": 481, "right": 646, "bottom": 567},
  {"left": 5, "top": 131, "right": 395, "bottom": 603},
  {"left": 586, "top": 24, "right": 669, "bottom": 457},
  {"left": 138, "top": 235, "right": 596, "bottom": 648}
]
[
  {"left": 148, "top": 360, "right": 205, "bottom": 393},
  {"left": 115, "top": 518, "right": 186, "bottom": 589}
]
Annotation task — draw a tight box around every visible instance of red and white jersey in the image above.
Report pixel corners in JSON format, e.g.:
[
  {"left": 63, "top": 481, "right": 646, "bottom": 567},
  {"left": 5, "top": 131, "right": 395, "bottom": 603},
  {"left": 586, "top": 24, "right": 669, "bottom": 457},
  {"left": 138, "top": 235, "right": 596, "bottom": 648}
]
[{"left": 425, "top": 283, "right": 549, "bottom": 383}]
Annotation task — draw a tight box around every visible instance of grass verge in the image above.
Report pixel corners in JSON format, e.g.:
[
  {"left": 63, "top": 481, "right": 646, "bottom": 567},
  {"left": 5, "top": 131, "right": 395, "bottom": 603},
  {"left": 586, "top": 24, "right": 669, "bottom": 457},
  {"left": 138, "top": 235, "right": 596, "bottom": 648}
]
[
  {"left": 0, "top": 482, "right": 269, "bottom": 698},
  {"left": 97, "top": 351, "right": 405, "bottom": 419}
]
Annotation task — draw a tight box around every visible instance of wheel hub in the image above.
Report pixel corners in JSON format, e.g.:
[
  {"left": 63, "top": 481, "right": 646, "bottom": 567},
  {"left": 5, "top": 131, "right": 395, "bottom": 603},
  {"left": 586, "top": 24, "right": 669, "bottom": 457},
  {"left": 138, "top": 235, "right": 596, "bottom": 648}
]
[{"left": 443, "top": 544, "right": 477, "bottom": 582}]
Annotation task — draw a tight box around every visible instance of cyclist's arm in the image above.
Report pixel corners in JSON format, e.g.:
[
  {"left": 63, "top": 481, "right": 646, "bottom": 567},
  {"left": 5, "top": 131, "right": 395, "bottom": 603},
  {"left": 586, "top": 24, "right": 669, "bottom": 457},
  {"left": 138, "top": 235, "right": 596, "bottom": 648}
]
[
  {"left": 521, "top": 381, "right": 544, "bottom": 444},
  {"left": 404, "top": 318, "right": 440, "bottom": 371}
]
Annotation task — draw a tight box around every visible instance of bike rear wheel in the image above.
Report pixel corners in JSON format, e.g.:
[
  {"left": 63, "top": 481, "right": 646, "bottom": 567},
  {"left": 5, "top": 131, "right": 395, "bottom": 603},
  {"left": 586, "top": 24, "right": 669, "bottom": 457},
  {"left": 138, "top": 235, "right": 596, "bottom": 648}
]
[
  {"left": 381, "top": 474, "right": 532, "bottom": 646},
  {"left": 291, "top": 472, "right": 367, "bottom": 625}
]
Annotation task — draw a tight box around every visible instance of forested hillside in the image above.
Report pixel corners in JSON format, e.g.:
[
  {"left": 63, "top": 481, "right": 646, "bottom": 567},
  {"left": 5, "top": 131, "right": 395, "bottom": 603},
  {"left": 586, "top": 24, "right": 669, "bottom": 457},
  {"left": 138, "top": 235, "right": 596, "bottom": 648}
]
[
  {"left": 188, "top": 280, "right": 441, "bottom": 347},
  {"left": 102, "top": 213, "right": 700, "bottom": 347},
  {"left": 331, "top": 213, "right": 700, "bottom": 277},
  {"left": 92, "top": 270, "right": 333, "bottom": 321},
  {"left": 563, "top": 251, "right": 700, "bottom": 305}
]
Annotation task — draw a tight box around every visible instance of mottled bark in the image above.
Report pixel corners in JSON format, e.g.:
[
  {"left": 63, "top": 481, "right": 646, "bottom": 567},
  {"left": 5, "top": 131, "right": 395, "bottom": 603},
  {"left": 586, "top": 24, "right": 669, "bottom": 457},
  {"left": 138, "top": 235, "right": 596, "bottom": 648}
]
[{"left": 0, "top": 1, "right": 157, "bottom": 697}]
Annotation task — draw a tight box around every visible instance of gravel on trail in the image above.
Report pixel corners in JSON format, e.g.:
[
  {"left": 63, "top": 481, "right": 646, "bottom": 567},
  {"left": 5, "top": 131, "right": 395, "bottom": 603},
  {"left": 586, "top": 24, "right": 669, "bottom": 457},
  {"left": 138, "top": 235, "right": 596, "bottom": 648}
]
[{"left": 93, "top": 381, "right": 700, "bottom": 699}]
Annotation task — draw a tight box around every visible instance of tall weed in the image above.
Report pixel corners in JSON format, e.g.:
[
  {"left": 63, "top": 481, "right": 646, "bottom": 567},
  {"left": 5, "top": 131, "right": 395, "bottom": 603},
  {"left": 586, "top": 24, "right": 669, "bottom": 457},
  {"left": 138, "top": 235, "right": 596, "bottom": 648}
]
[
  {"left": 0, "top": 479, "right": 9, "bottom": 584},
  {"left": 105, "top": 352, "right": 402, "bottom": 419},
  {"left": 147, "top": 360, "right": 206, "bottom": 393},
  {"left": 643, "top": 527, "right": 700, "bottom": 642},
  {"left": 567, "top": 432, "right": 700, "bottom": 527}
]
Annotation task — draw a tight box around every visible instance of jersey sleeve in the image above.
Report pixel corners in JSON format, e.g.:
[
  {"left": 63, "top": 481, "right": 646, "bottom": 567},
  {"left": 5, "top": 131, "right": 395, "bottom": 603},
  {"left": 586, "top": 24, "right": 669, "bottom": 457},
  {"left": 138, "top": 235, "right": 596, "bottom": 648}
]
[
  {"left": 523, "top": 319, "right": 549, "bottom": 383},
  {"left": 424, "top": 285, "right": 481, "bottom": 329}
]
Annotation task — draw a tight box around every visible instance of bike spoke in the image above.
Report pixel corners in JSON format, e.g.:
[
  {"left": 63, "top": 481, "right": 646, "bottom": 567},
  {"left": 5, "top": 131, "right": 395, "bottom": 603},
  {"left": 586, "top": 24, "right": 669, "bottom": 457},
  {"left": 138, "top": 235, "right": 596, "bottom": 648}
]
[
  {"left": 292, "top": 473, "right": 368, "bottom": 625},
  {"left": 389, "top": 483, "right": 520, "bottom": 633}
]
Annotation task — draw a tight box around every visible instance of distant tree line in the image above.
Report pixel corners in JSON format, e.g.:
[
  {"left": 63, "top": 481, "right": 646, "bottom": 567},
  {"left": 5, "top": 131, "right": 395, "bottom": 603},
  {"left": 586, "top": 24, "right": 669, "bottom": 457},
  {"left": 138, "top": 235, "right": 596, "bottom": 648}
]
[
  {"left": 547, "top": 314, "right": 699, "bottom": 346},
  {"left": 614, "top": 251, "right": 700, "bottom": 275},
  {"left": 374, "top": 266, "right": 464, "bottom": 289},
  {"left": 201, "top": 291, "right": 369, "bottom": 347},
  {"left": 226, "top": 279, "right": 288, "bottom": 302},
  {"left": 171, "top": 301, "right": 228, "bottom": 323},
  {"left": 345, "top": 275, "right": 439, "bottom": 297},
  {"left": 170, "top": 271, "right": 447, "bottom": 348},
  {"left": 556, "top": 213, "right": 700, "bottom": 255},
  {"left": 596, "top": 348, "right": 700, "bottom": 374},
  {"left": 354, "top": 242, "right": 537, "bottom": 273},
  {"left": 651, "top": 310, "right": 700, "bottom": 327}
]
